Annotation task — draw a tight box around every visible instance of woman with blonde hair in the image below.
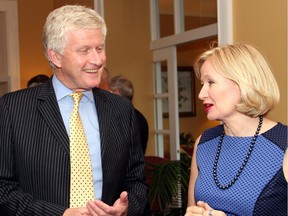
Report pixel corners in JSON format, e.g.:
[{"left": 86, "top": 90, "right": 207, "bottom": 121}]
[{"left": 185, "top": 43, "right": 287, "bottom": 216}]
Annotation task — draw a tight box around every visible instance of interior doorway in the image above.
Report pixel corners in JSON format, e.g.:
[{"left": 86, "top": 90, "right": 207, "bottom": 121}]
[{"left": 150, "top": 0, "right": 232, "bottom": 159}]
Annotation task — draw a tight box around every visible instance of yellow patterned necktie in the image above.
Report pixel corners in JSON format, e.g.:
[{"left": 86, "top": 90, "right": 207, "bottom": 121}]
[{"left": 69, "top": 92, "right": 94, "bottom": 207}]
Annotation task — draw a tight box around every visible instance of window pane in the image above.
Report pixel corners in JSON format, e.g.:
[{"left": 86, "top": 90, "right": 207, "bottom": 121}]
[
  {"left": 155, "top": 98, "right": 170, "bottom": 130},
  {"left": 154, "top": 61, "right": 169, "bottom": 130},
  {"left": 184, "top": 0, "right": 217, "bottom": 31},
  {"left": 159, "top": 0, "right": 174, "bottom": 37}
]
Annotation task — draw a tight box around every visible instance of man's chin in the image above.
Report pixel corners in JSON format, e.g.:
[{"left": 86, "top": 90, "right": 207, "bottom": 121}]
[{"left": 86, "top": 82, "right": 101, "bottom": 90}]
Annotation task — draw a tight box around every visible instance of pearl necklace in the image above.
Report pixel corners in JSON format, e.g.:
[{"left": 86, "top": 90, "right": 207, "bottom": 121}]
[{"left": 213, "top": 116, "right": 263, "bottom": 189}]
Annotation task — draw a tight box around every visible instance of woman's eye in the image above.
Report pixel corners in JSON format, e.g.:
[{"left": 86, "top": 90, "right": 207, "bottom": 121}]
[{"left": 208, "top": 80, "right": 214, "bottom": 85}]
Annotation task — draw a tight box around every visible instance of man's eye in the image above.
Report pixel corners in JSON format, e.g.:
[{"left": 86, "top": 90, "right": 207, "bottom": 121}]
[
  {"left": 96, "top": 46, "right": 104, "bottom": 53},
  {"left": 78, "top": 49, "right": 89, "bottom": 54}
]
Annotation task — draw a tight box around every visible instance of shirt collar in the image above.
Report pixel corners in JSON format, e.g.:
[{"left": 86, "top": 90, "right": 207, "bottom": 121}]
[{"left": 52, "top": 75, "right": 94, "bottom": 102}]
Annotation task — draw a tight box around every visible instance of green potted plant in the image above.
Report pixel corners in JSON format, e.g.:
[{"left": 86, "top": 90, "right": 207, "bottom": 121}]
[
  {"left": 145, "top": 145, "right": 193, "bottom": 215},
  {"left": 180, "top": 132, "right": 195, "bottom": 156}
]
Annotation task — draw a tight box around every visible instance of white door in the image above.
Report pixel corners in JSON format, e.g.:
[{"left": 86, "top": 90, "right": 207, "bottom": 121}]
[
  {"left": 153, "top": 46, "right": 180, "bottom": 160},
  {"left": 150, "top": 0, "right": 232, "bottom": 160}
]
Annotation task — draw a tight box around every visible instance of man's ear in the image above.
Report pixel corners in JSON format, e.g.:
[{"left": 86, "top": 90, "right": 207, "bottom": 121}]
[
  {"left": 47, "top": 49, "right": 62, "bottom": 68},
  {"left": 114, "top": 89, "right": 121, "bottom": 96}
]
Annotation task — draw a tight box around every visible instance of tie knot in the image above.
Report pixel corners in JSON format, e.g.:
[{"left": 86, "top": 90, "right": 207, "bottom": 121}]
[{"left": 70, "top": 92, "right": 83, "bottom": 105}]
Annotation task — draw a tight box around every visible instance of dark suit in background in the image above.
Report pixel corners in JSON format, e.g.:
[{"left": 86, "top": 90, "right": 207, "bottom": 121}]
[
  {"left": 109, "top": 75, "right": 150, "bottom": 154},
  {"left": 0, "top": 78, "right": 148, "bottom": 215},
  {"left": 135, "top": 109, "right": 149, "bottom": 153}
]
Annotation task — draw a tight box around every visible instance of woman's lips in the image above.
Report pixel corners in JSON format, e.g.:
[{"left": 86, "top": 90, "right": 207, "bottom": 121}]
[{"left": 203, "top": 103, "right": 213, "bottom": 112}]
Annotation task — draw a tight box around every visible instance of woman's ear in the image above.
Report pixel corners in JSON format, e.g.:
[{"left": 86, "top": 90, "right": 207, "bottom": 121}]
[{"left": 47, "top": 49, "right": 62, "bottom": 68}]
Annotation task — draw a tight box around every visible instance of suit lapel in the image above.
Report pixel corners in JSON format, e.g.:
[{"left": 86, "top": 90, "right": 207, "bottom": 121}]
[
  {"left": 37, "top": 79, "right": 70, "bottom": 154},
  {"left": 93, "top": 88, "right": 116, "bottom": 203},
  {"left": 92, "top": 88, "right": 112, "bottom": 157}
]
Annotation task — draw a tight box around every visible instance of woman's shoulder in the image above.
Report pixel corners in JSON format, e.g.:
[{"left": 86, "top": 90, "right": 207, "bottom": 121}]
[
  {"left": 262, "top": 122, "right": 287, "bottom": 151},
  {"left": 276, "top": 122, "right": 288, "bottom": 129},
  {"left": 199, "top": 124, "right": 223, "bottom": 144}
]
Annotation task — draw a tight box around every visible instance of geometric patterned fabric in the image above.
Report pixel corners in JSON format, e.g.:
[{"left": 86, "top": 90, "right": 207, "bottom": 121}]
[
  {"left": 194, "top": 123, "right": 287, "bottom": 216},
  {"left": 69, "top": 92, "right": 94, "bottom": 207}
]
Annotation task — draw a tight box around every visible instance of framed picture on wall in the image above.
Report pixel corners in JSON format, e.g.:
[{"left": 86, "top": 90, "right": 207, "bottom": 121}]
[{"left": 161, "top": 66, "right": 196, "bottom": 117}]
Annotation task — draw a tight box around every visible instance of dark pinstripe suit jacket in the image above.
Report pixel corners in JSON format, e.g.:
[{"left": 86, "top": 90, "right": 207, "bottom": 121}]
[{"left": 0, "top": 78, "right": 148, "bottom": 216}]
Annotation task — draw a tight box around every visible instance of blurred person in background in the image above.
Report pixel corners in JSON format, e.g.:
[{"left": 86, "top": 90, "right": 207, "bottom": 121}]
[
  {"left": 110, "top": 75, "right": 149, "bottom": 154},
  {"left": 27, "top": 74, "right": 49, "bottom": 88},
  {"left": 98, "top": 67, "right": 111, "bottom": 91}
]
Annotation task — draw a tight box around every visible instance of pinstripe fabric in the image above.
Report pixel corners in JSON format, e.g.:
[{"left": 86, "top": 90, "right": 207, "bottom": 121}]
[{"left": 0, "top": 78, "right": 148, "bottom": 216}]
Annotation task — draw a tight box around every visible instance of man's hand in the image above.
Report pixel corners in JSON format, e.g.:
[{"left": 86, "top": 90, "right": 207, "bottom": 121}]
[
  {"left": 63, "top": 207, "right": 91, "bottom": 216},
  {"left": 87, "top": 191, "right": 128, "bottom": 216}
]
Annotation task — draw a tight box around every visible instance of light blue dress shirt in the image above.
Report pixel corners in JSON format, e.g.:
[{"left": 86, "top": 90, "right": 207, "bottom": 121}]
[{"left": 52, "top": 75, "right": 103, "bottom": 199}]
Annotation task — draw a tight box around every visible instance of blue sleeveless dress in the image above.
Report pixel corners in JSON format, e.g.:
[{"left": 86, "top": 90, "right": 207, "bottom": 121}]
[{"left": 194, "top": 123, "right": 287, "bottom": 216}]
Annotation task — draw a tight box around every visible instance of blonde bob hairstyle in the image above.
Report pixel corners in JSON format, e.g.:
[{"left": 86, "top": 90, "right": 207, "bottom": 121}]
[
  {"left": 194, "top": 43, "right": 280, "bottom": 117},
  {"left": 43, "top": 5, "right": 107, "bottom": 70}
]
